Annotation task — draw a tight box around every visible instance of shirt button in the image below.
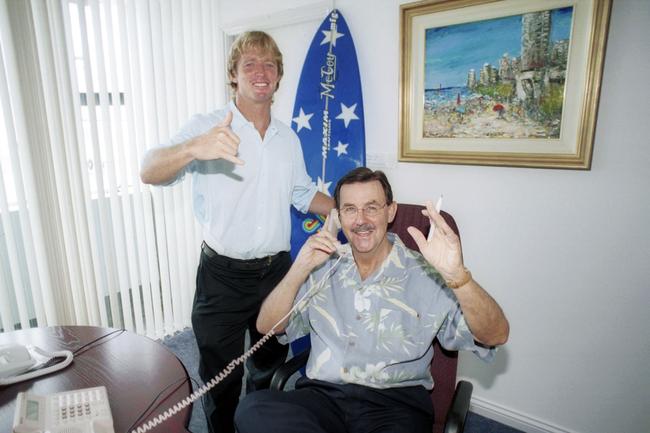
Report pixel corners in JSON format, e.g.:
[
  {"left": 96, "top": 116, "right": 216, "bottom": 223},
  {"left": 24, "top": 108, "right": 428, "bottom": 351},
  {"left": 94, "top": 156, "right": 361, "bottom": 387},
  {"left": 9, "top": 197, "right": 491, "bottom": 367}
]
[
  {"left": 356, "top": 315, "right": 361, "bottom": 320},
  {"left": 349, "top": 341, "right": 355, "bottom": 347}
]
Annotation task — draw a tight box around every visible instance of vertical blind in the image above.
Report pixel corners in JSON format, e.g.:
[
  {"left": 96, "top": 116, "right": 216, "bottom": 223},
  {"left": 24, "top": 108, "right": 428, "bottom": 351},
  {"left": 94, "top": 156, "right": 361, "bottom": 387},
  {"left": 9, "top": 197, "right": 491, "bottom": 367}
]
[{"left": 0, "top": 0, "right": 223, "bottom": 338}]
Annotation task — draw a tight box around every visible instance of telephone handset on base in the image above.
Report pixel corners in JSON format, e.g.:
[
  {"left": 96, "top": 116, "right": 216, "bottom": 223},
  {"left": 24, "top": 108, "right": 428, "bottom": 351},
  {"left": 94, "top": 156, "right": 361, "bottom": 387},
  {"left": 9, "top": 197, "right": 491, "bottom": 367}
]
[
  {"left": 0, "top": 345, "right": 73, "bottom": 386},
  {"left": 13, "top": 386, "right": 115, "bottom": 433}
]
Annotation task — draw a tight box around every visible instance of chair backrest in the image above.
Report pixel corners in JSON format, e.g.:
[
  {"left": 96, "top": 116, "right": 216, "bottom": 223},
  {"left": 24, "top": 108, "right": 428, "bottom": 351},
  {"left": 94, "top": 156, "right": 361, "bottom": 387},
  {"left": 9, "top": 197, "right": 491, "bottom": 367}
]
[{"left": 388, "top": 203, "right": 460, "bottom": 433}]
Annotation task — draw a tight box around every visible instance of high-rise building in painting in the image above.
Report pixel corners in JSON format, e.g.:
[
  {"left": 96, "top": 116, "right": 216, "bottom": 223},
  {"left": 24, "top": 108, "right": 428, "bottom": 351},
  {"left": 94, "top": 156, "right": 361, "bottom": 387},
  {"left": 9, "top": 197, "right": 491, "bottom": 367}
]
[{"left": 521, "top": 11, "right": 551, "bottom": 71}]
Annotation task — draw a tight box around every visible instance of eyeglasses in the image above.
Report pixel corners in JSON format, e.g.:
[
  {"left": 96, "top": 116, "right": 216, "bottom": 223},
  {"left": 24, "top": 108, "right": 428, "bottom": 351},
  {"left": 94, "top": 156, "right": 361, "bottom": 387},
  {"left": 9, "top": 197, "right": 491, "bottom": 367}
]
[{"left": 339, "top": 203, "right": 387, "bottom": 219}]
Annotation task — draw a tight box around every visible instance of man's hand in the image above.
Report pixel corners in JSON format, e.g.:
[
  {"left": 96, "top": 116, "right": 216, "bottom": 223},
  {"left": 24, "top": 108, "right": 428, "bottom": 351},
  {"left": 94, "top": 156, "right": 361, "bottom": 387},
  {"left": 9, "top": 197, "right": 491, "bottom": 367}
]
[
  {"left": 409, "top": 202, "right": 510, "bottom": 345},
  {"left": 257, "top": 228, "right": 340, "bottom": 334},
  {"left": 188, "top": 111, "right": 244, "bottom": 165},
  {"left": 294, "top": 229, "right": 340, "bottom": 272},
  {"left": 407, "top": 201, "right": 467, "bottom": 285}
]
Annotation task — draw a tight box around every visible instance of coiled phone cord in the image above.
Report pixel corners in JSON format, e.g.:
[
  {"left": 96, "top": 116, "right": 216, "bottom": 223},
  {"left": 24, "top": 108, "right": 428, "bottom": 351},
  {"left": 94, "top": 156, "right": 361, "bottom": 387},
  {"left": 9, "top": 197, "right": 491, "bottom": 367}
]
[{"left": 130, "top": 254, "right": 344, "bottom": 433}]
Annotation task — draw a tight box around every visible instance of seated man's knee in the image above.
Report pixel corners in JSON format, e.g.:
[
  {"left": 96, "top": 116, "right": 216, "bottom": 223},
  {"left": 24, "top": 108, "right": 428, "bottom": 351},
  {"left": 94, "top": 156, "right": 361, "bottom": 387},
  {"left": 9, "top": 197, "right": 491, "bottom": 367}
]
[{"left": 234, "top": 390, "right": 274, "bottom": 433}]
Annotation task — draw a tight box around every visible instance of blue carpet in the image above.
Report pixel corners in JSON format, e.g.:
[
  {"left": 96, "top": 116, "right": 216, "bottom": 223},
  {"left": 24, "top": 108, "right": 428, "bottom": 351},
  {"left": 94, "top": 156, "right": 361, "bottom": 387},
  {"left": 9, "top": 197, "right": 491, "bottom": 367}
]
[
  {"left": 160, "top": 328, "right": 522, "bottom": 433},
  {"left": 159, "top": 328, "right": 208, "bottom": 433}
]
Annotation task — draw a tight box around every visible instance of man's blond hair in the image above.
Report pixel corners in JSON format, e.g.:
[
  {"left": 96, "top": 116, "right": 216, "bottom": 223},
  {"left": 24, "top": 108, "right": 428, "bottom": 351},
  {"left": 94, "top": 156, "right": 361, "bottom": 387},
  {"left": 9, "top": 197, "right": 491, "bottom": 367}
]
[{"left": 227, "top": 31, "right": 284, "bottom": 93}]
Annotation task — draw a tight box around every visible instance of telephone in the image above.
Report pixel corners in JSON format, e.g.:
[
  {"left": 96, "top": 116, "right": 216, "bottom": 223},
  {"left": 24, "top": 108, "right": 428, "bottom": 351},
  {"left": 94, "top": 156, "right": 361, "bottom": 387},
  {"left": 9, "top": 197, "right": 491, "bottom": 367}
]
[
  {"left": 323, "top": 208, "right": 349, "bottom": 256},
  {"left": 13, "top": 386, "right": 115, "bottom": 433},
  {"left": 0, "top": 344, "right": 73, "bottom": 386}
]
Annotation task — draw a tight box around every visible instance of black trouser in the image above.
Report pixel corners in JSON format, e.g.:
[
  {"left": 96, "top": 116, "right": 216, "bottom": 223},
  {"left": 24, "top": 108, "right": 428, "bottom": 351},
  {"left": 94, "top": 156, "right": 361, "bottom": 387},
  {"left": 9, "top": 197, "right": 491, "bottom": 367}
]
[
  {"left": 192, "top": 242, "right": 291, "bottom": 433},
  {"left": 234, "top": 377, "right": 434, "bottom": 433}
]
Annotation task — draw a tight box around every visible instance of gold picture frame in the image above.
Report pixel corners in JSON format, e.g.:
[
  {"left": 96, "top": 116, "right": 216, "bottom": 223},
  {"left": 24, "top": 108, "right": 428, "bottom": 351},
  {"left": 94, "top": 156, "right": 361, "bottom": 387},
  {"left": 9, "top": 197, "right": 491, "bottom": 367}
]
[{"left": 399, "top": 0, "right": 611, "bottom": 169}]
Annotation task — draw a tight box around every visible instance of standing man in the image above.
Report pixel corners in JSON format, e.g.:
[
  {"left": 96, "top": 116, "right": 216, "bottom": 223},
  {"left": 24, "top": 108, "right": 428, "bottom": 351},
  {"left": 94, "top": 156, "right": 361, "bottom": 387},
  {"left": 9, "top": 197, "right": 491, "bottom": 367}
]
[
  {"left": 140, "top": 31, "right": 333, "bottom": 433},
  {"left": 235, "top": 167, "right": 509, "bottom": 433}
]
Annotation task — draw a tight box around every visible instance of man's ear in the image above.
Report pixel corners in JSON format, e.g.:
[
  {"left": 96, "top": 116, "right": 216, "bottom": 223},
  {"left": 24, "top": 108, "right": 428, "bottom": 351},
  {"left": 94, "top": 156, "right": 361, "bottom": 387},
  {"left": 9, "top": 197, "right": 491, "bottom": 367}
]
[
  {"left": 387, "top": 201, "right": 398, "bottom": 224},
  {"left": 228, "top": 69, "right": 237, "bottom": 84}
]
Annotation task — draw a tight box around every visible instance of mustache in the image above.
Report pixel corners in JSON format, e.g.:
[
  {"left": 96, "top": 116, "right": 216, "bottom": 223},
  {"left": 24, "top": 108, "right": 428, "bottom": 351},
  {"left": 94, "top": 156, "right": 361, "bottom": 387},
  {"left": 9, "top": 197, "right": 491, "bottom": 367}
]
[{"left": 351, "top": 224, "right": 374, "bottom": 233}]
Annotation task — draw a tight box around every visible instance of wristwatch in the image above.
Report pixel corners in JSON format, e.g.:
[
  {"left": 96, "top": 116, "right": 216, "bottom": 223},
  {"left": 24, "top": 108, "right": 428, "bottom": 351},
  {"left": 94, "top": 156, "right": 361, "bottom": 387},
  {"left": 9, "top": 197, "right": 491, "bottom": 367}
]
[{"left": 446, "top": 268, "right": 472, "bottom": 289}]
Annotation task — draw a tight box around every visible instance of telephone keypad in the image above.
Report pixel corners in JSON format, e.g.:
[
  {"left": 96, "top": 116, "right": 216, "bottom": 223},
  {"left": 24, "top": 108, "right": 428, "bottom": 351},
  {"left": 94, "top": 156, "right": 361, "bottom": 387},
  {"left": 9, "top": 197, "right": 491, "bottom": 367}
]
[
  {"left": 13, "top": 385, "right": 114, "bottom": 433},
  {"left": 51, "top": 386, "right": 110, "bottom": 424}
]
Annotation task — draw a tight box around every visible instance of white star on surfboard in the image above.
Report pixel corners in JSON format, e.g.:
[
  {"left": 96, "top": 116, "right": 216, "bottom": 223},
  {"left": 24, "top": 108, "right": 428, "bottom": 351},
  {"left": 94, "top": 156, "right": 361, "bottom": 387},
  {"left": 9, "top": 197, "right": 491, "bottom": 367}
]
[
  {"left": 335, "top": 103, "right": 359, "bottom": 128},
  {"left": 320, "top": 28, "right": 345, "bottom": 46},
  {"left": 317, "top": 177, "right": 333, "bottom": 196},
  {"left": 334, "top": 141, "right": 349, "bottom": 156},
  {"left": 292, "top": 108, "right": 313, "bottom": 132}
]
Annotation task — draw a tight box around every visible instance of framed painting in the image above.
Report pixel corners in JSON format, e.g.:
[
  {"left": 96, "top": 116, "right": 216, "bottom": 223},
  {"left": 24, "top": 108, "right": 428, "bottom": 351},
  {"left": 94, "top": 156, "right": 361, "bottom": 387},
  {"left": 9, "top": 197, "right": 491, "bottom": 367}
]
[{"left": 399, "top": 0, "right": 611, "bottom": 169}]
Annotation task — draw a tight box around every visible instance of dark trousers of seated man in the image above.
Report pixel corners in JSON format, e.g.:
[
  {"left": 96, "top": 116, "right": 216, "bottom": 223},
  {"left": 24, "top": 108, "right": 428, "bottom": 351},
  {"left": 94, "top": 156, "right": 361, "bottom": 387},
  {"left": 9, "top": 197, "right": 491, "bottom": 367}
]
[
  {"left": 234, "top": 377, "right": 434, "bottom": 433},
  {"left": 192, "top": 244, "right": 291, "bottom": 433}
]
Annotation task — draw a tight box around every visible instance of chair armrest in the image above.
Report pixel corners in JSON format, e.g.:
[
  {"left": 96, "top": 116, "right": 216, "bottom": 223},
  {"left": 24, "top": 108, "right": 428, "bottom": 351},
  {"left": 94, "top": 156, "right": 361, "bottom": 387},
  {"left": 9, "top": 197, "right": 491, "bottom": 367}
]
[
  {"left": 269, "top": 348, "right": 311, "bottom": 390},
  {"left": 443, "top": 380, "right": 473, "bottom": 433}
]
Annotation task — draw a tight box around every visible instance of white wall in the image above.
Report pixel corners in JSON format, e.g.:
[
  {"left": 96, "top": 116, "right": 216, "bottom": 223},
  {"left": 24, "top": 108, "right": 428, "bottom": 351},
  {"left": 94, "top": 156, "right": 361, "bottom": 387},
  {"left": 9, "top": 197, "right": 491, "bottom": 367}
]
[{"left": 219, "top": 1, "right": 650, "bottom": 432}]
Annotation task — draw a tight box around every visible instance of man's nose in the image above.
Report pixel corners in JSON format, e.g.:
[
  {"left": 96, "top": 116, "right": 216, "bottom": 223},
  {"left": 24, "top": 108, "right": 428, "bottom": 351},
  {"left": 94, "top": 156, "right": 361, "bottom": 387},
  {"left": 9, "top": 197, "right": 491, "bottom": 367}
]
[{"left": 353, "top": 209, "right": 370, "bottom": 224}]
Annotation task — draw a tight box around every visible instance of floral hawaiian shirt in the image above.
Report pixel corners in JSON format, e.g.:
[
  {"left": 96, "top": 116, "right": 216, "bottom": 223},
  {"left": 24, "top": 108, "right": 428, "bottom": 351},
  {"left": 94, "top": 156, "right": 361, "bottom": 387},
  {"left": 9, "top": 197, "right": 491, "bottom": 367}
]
[{"left": 280, "top": 233, "right": 494, "bottom": 390}]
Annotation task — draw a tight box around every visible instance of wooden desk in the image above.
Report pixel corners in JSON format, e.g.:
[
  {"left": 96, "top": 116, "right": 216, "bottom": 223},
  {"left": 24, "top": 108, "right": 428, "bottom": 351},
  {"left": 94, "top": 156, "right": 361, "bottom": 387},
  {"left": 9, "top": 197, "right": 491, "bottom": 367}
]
[{"left": 0, "top": 326, "right": 191, "bottom": 433}]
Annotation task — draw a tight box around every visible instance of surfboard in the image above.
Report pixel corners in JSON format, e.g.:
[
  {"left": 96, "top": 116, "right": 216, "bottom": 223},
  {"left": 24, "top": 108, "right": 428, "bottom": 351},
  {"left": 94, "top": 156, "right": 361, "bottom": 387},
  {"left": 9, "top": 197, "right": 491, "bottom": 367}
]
[{"left": 289, "top": 8, "right": 366, "bottom": 258}]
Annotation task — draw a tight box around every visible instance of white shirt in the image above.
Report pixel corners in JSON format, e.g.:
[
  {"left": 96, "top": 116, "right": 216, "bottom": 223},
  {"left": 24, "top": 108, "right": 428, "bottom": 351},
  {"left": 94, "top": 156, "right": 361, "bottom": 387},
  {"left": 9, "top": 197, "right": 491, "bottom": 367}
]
[{"left": 165, "top": 101, "right": 317, "bottom": 259}]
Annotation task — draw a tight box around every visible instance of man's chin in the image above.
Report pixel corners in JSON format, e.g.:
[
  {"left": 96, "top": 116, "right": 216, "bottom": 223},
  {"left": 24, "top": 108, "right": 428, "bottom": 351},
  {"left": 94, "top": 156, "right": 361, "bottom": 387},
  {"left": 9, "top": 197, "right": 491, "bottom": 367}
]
[{"left": 350, "top": 241, "right": 374, "bottom": 254}]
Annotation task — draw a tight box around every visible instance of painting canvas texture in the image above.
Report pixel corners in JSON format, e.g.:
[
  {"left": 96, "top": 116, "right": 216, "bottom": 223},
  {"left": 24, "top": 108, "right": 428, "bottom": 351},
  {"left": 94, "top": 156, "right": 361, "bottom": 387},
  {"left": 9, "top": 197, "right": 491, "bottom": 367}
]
[{"left": 423, "top": 7, "right": 573, "bottom": 141}]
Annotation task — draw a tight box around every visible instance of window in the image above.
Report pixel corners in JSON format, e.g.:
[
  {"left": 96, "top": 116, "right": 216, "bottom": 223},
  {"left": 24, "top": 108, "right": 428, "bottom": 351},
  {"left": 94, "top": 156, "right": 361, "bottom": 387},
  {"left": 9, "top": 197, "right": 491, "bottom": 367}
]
[{"left": 0, "top": 0, "right": 222, "bottom": 338}]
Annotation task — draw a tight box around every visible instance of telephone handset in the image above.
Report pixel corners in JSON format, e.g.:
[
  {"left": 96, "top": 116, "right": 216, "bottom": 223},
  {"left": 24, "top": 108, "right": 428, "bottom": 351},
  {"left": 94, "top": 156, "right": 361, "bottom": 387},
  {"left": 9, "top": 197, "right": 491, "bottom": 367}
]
[
  {"left": 0, "top": 345, "right": 73, "bottom": 386},
  {"left": 13, "top": 386, "right": 115, "bottom": 433},
  {"left": 323, "top": 209, "right": 349, "bottom": 256}
]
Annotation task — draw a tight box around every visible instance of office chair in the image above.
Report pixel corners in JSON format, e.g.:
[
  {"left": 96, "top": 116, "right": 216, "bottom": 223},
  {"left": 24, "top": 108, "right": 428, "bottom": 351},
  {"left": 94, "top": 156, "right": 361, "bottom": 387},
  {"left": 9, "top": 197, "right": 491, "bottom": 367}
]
[{"left": 270, "top": 203, "right": 473, "bottom": 433}]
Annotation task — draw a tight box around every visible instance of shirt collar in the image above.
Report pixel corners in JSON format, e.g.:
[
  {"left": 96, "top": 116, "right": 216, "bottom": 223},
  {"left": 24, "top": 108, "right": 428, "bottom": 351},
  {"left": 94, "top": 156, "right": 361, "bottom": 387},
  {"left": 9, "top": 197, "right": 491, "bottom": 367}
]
[
  {"left": 386, "top": 232, "right": 405, "bottom": 259},
  {"left": 228, "top": 100, "right": 247, "bottom": 131},
  {"left": 228, "top": 100, "right": 279, "bottom": 138},
  {"left": 267, "top": 116, "right": 279, "bottom": 138}
]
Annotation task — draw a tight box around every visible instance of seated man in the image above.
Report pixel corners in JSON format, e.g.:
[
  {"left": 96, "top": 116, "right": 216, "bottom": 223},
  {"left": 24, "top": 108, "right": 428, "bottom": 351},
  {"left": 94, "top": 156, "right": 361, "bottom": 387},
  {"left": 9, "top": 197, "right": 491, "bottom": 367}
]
[{"left": 235, "top": 167, "right": 509, "bottom": 433}]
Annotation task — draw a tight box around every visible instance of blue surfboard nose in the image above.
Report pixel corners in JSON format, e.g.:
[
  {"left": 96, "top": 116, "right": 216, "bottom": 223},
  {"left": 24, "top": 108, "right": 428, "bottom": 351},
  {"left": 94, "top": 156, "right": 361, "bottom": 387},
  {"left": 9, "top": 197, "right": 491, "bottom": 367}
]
[{"left": 290, "top": 9, "right": 366, "bottom": 259}]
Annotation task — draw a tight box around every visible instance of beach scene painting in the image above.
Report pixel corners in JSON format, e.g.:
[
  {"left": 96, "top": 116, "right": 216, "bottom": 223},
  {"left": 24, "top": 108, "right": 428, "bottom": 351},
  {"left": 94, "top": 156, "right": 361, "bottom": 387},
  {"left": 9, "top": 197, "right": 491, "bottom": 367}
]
[{"left": 423, "top": 7, "right": 573, "bottom": 140}]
